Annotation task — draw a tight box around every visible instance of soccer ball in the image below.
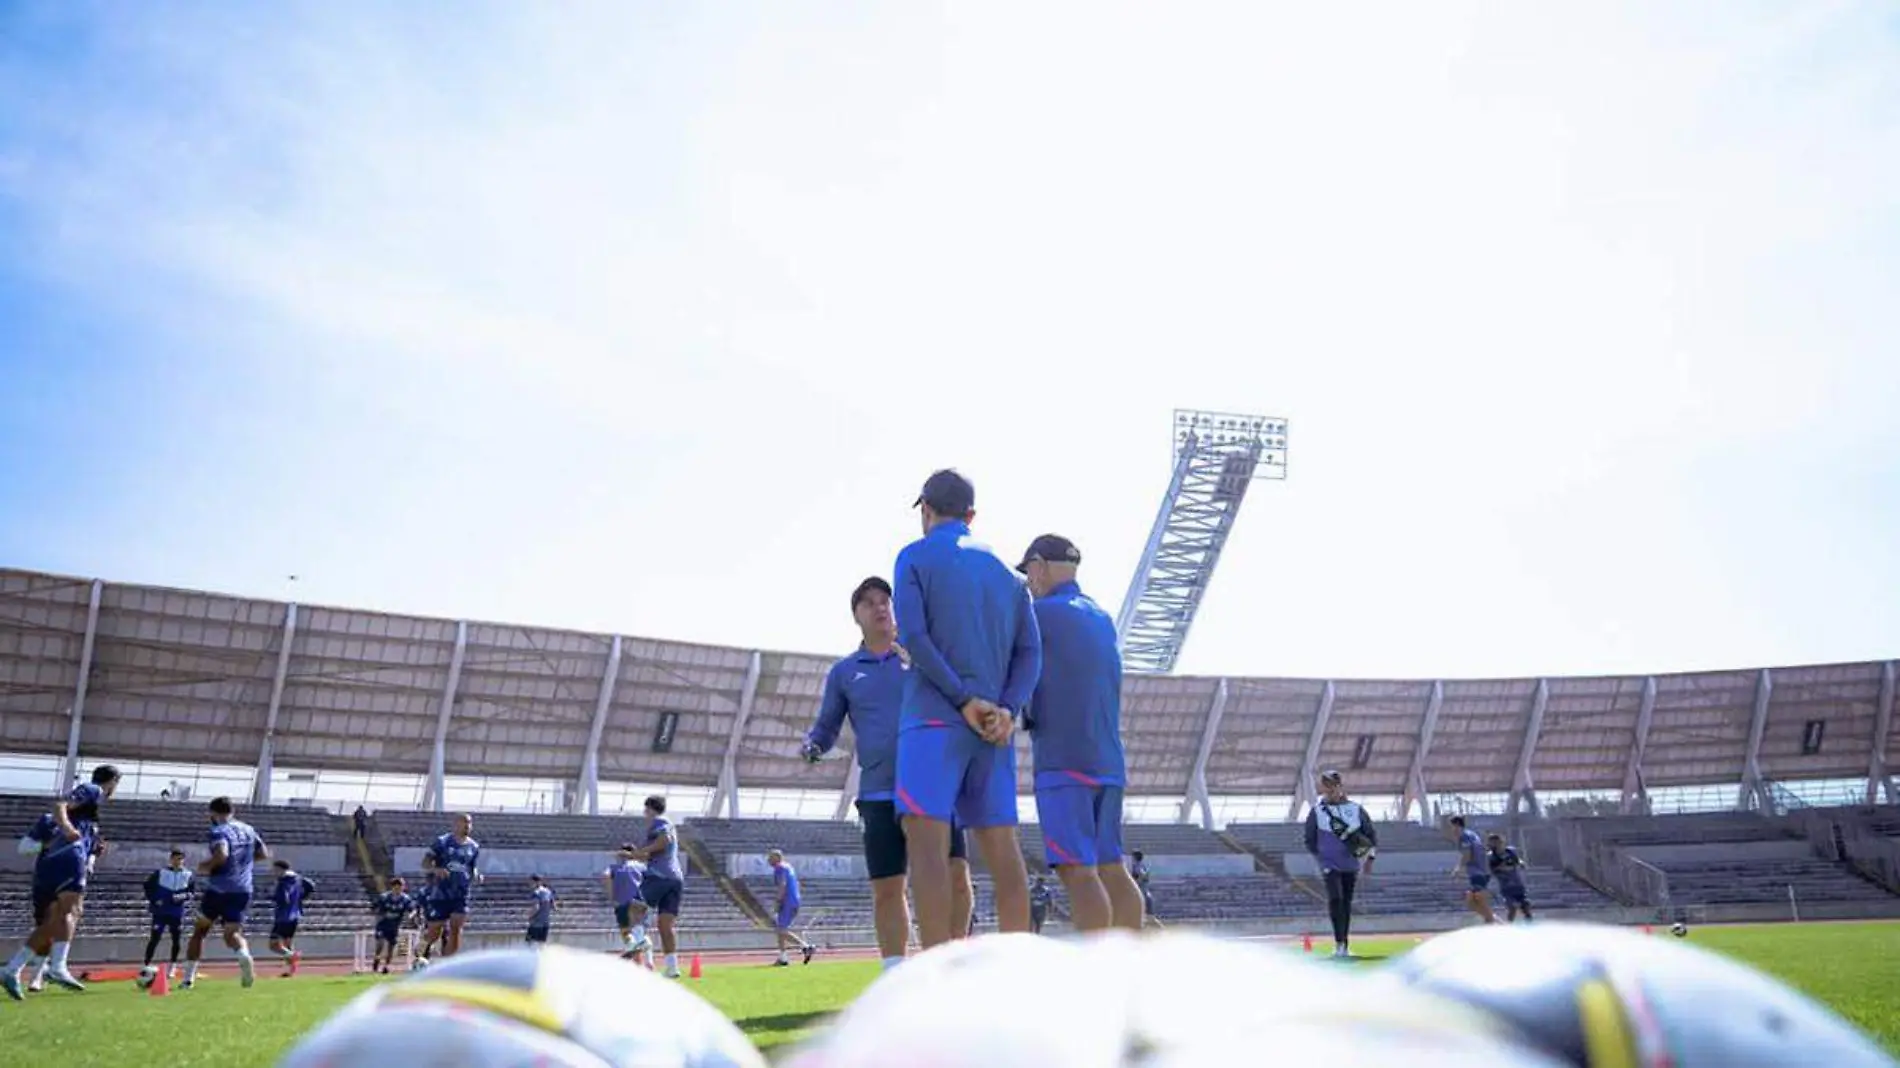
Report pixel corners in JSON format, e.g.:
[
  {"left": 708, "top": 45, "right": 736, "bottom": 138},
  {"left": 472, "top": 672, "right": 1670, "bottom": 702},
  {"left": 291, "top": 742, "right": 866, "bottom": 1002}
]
[
  {"left": 410, "top": 956, "right": 429, "bottom": 971},
  {"left": 1377, "top": 921, "right": 1895, "bottom": 1066},
  {"left": 134, "top": 965, "right": 158, "bottom": 989},
  {"left": 1670, "top": 922, "right": 1688, "bottom": 938},
  {"left": 278, "top": 945, "right": 765, "bottom": 1068},
  {"left": 782, "top": 932, "right": 1567, "bottom": 1067}
]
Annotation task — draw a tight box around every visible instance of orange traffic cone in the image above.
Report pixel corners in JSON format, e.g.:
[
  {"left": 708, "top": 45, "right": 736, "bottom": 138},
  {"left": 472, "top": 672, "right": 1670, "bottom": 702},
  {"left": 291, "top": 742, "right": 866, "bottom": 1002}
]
[
  {"left": 1641, "top": 924, "right": 1654, "bottom": 936},
  {"left": 1301, "top": 933, "right": 1313, "bottom": 953},
  {"left": 688, "top": 954, "right": 703, "bottom": 980},
  {"left": 149, "top": 967, "right": 170, "bottom": 998}
]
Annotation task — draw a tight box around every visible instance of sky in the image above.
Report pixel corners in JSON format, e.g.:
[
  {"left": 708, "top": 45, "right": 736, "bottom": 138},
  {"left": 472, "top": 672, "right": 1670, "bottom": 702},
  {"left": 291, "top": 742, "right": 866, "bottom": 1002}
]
[{"left": 2, "top": 1, "right": 1898, "bottom": 683}]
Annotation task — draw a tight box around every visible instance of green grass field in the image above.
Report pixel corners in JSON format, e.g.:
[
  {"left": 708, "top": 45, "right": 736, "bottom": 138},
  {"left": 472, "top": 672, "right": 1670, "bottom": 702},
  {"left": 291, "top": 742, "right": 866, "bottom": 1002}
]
[{"left": 5, "top": 922, "right": 1897, "bottom": 1064}]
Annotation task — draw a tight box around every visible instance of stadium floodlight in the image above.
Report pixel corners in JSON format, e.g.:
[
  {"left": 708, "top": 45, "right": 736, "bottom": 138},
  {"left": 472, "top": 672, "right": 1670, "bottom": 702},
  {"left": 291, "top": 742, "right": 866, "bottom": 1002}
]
[{"left": 1119, "top": 409, "right": 1289, "bottom": 674}]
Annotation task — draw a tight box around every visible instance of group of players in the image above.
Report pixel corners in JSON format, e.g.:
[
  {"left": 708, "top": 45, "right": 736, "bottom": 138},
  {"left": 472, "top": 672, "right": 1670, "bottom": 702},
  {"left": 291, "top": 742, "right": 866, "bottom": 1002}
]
[{"left": 5, "top": 766, "right": 320, "bottom": 1002}]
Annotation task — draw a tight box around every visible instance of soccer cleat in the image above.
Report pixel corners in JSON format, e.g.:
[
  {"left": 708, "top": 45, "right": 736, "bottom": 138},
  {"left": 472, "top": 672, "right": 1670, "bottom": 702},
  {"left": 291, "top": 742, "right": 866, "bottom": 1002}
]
[
  {"left": 45, "top": 969, "right": 85, "bottom": 991},
  {"left": 1, "top": 972, "right": 21, "bottom": 1002},
  {"left": 663, "top": 966, "right": 682, "bottom": 979},
  {"left": 290, "top": 951, "right": 302, "bottom": 977},
  {"left": 238, "top": 954, "right": 256, "bottom": 989},
  {"left": 27, "top": 980, "right": 43, "bottom": 993},
  {"left": 774, "top": 958, "right": 790, "bottom": 967},
  {"left": 802, "top": 945, "right": 816, "bottom": 965}
]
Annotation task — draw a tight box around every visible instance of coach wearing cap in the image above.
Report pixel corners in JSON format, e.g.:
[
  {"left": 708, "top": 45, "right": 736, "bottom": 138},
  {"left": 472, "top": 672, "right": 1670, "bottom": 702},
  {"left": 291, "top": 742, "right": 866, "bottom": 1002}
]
[
  {"left": 891, "top": 468, "right": 1040, "bottom": 947},
  {"left": 1304, "top": 769, "right": 1378, "bottom": 959}
]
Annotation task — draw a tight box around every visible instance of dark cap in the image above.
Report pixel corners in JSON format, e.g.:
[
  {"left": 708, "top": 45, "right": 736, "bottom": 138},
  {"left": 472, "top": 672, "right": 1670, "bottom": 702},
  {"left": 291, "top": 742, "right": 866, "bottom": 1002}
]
[
  {"left": 1319, "top": 769, "right": 1343, "bottom": 785},
  {"left": 851, "top": 576, "right": 892, "bottom": 612},
  {"left": 1016, "top": 534, "right": 1081, "bottom": 573},
  {"left": 914, "top": 469, "right": 975, "bottom": 516}
]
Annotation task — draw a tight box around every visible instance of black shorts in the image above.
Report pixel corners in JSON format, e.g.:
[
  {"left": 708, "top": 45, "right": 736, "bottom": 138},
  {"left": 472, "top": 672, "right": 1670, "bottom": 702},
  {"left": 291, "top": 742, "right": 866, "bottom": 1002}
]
[
  {"left": 151, "top": 915, "right": 184, "bottom": 937},
  {"left": 640, "top": 876, "right": 683, "bottom": 917},
  {"left": 525, "top": 925, "right": 550, "bottom": 944},
  {"left": 375, "top": 922, "right": 402, "bottom": 945},
  {"left": 858, "top": 798, "right": 968, "bottom": 881},
  {"left": 271, "top": 921, "right": 300, "bottom": 941}
]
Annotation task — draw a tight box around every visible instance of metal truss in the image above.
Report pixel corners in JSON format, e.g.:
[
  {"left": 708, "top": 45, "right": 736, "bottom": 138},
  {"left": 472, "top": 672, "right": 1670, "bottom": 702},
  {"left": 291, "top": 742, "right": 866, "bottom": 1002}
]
[{"left": 1115, "top": 410, "right": 1287, "bottom": 674}]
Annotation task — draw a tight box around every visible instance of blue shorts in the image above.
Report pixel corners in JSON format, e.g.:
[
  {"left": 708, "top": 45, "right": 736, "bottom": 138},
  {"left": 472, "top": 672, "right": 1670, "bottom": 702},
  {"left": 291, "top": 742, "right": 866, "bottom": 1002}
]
[
  {"left": 271, "top": 920, "right": 300, "bottom": 941},
  {"left": 1498, "top": 881, "right": 1528, "bottom": 904},
  {"left": 641, "top": 876, "right": 683, "bottom": 917},
  {"left": 613, "top": 902, "right": 645, "bottom": 928},
  {"left": 151, "top": 914, "right": 185, "bottom": 936},
  {"left": 1467, "top": 873, "right": 1492, "bottom": 893},
  {"left": 776, "top": 903, "right": 800, "bottom": 930},
  {"left": 425, "top": 889, "right": 468, "bottom": 922},
  {"left": 525, "top": 925, "right": 550, "bottom": 944},
  {"left": 375, "top": 921, "right": 403, "bottom": 945},
  {"left": 200, "top": 890, "right": 251, "bottom": 926},
  {"left": 1035, "top": 782, "right": 1124, "bottom": 868},
  {"left": 32, "top": 852, "right": 87, "bottom": 902},
  {"left": 894, "top": 725, "right": 1018, "bottom": 828}
]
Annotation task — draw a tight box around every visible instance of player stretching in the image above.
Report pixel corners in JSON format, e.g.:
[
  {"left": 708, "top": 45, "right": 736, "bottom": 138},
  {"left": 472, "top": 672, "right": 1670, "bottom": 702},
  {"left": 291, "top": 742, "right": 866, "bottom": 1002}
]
[
  {"left": 184, "top": 796, "right": 268, "bottom": 989},
  {"left": 767, "top": 849, "right": 816, "bottom": 965},
  {"left": 1447, "top": 816, "right": 1497, "bottom": 925},
  {"left": 525, "top": 874, "right": 558, "bottom": 949},
  {"left": 628, "top": 796, "right": 685, "bottom": 978},
  {"left": 369, "top": 878, "right": 415, "bottom": 973},
  {"left": 1486, "top": 833, "right": 1534, "bottom": 922},
  {"left": 422, "top": 814, "right": 482, "bottom": 960},
  {"left": 893, "top": 469, "right": 1041, "bottom": 947},
  {"left": 4, "top": 764, "right": 119, "bottom": 998},
  {"left": 601, "top": 849, "right": 651, "bottom": 963},
  {"left": 1018, "top": 534, "right": 1141, "bottom": 934},
  {"left": 140, "top": 848, "right": 194, "bottom": 986},
  {"left": 268, "top": 860, "right": 316, "bottom": 977},
  {"left": 804, "top": 575, "right": 975, "bottom": 971},
  {"left": 1304, "top": 770, "right": 1378, "bottom": 958}
]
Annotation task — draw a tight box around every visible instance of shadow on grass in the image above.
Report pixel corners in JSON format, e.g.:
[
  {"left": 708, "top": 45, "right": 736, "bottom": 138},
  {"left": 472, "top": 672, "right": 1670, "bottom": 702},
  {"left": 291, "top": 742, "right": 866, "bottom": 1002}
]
[{"left": 737, "top": 1010, "right": 834, "bottom": 1037}]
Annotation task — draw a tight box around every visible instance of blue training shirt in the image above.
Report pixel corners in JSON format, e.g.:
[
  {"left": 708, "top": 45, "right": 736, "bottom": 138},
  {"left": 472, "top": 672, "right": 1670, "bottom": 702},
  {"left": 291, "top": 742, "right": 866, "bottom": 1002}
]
[
  {"left": 374, "top": 891, "right": 414, "bottom": 924},
  {"left": 530, "top": 885, "right": 555, "bottom": 927},
  {"left": 205, "top": 819, "right": 266, "bottom": 895},
  {"left": 893, "top": 520, "right": 1042, "bottom": 731},
  {"left": 428, "top": 832, "right": 481, "bottom": 893},
  {"left": 774, "top": 862, "right": 801, "bottom": 908},
  {"left": 644, "top": 817, "right": 684, "bottom": 882},
  {"left": 807, "top": 646, "right": 909, "bottom": 801},
  {"left": 1025, "top": 579, "right": 1125, "bottom": 790},
  {"left": 273, "top": 871, "right": 315, "bottom": 922},
  {"left": 29, "top": 782, "right": 106, "bottom": 863},
  {"left": 1459, "top": 828, "right": 1488, "bottom": 876},
  {"left": 607, "top": 860, "right": 645, "bottom": 905},
  {"left": 146, "top": 868, "right": 194, "bottom": 919},
  {"left": 1488, "top": 846, "right": 1527, "bottom": 889}
]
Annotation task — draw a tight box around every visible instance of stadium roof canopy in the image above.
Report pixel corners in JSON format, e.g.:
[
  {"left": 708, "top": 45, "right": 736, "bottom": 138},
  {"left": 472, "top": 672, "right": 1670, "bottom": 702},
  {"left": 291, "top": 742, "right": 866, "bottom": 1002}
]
[{"left": 1, "top": 569, "right": 1894, "bottom": 820}]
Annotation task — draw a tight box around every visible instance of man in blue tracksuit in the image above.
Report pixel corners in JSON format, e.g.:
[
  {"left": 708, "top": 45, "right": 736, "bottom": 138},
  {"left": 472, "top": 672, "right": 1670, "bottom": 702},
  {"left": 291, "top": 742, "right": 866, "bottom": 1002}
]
[
  {"left": 1018, "top": 534, "right": 1143, "bottom": 934},
  {"left": 892, "top": 468, "right": 1042, "bottom": 946},
  {"left": 1304, "top": 769, "right": 1378, "bottom": 958},
  {"left": 805, "top": 575, "right": 974, "bottom": 971}
]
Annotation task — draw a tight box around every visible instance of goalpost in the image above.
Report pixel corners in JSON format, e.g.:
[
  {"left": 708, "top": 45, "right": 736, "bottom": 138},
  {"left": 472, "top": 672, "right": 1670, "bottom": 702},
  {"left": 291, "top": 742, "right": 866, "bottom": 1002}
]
[{"left": 351, "top": 929, "right": 419, "bottom": 973}]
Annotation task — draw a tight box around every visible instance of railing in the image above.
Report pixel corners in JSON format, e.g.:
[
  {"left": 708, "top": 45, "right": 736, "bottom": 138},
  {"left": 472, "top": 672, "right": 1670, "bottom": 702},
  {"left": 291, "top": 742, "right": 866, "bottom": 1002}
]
[
  {"left": 1763, "top": 779, "right": 1811, "bottom": 816},
  {"left": 1555, "top": 820, "right": 1671, "bottom": 910},
  {"left": 1838, "top": 825, "right": 1900, "bottom": 895}
]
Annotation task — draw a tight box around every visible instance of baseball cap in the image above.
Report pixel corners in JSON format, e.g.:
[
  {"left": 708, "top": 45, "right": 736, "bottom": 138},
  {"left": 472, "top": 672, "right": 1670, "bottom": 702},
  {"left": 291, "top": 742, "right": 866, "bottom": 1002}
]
[
  {"left": 914, "top": 469, "right": 975, "bottom": 516},
  {"left": 850, "top": 576, "right": 892, "bottom": 611},
  {"left": 1017, "top": 533, "right": 1082, "bottom": 573}
]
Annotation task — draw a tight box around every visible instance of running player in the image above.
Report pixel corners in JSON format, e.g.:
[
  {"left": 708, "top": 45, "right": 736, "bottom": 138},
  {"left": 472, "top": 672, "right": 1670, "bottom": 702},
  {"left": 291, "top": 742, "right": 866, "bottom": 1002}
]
[
  {"left": 1304, "top": 770, "right": 1378, "bottom": 958},
  {"left": 268, "top": 860, "right": 316, "bottom": 977},
  {"left": 184, "top": 796, "right": 268, "bottom": 989},
  {"left": 601, "top": 847, "right": 651, "bottom": 963},
  {"left": 628, "top": 795, "right": 685, "bottom": 978},
  {"left": 526, "top": 874, "right": 557, "bottom": 948},
  {"left": 140, "top": 848, "right": 193, "bottom": 986},
  {"left": 803, "top": 575, "right": 976, "bottom": 971},
  {"left": 1029, "top": 875, "right": 1054, "bottom": 935},
  {"left": 1017, "top": 534, "right": 1140, "bottom": 934},
  {"left": 1486, "top": 833, "right": 1534, "bottom": 922},
  {"left": 1447, "top": 815, "right": 1497, "bottom": 924},
  {"left": 1128, "top": 850, "right": 1164, "bottom": 929},
  {"left": 422, "top": 813, "right": 482, "bottom": 959},
  {"left": 767, "top": 849, "right": 816, "bottom": 966},
  {"left": 369, "top": 878, "right": 415, "bottom": 973},
  {"left": 893, "top": 469, "right": 1041, "bottom": 947},
  {"left": 3, "top": 764, "right": 119, "bottom": 998}
]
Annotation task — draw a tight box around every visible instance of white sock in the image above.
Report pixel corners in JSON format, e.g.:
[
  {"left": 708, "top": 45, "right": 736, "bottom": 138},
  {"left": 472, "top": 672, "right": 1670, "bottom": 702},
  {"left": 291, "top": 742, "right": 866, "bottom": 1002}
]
[
  {"left": 776, "top": 951, "right": 788, "bottom": 962},
  {"left": 5, "top": 947, "right": 35, "bottom": 974},
  {"left": 236, "top": 948, "right": 253, "bottom": 964},
  {"left": 185, "top": 961, "right": 201, "bottom": 982},
  {"left": 632, "top": 925, "right": 646, "bottom": 943},
  {"left": 623, "top": 931, "right": 636, "bottom": 950},
  {"left": 882, "top": 956, "right": 904, "bottom": 972},
  {"left": 280, "top": 947, "right": 295, "bottom": 961},
  {"left": 48, "top": 942, "right": 70, "bottom": 971},
  {"left": 664, "top": 953, "right": 678, "bottom": 971},
  {"left": 31, "top": 958, "right": 49, "bottom": 979}
]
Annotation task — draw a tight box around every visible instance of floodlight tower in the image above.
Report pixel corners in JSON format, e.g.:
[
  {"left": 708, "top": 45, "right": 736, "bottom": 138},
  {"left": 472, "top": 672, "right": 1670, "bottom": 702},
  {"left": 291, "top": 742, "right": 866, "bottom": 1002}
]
[{"left": 1115, "top": 409, "right": 1288, "bottom": 674}]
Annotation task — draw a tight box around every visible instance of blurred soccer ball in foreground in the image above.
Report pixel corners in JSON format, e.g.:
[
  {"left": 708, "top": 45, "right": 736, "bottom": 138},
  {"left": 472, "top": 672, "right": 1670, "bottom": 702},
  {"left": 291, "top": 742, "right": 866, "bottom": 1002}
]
[
  {"left": 782, "top": 931, "right": 1567, "bottom": 1067},
  {"left": 1670, "top": 922, "right": 1688, "bottom": 938},
  {"left": 278, "top": 945, "right": 765, "bottom": 1068},
  {"left": 1379, "top": 921, "right": 1896, "bottom": 1067}
]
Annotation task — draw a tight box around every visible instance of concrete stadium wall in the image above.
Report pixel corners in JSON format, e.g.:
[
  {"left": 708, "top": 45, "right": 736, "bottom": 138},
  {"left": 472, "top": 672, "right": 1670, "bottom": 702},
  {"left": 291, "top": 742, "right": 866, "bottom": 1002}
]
[
  {"left": 728, "top": 853, "right": 865, "bottom": 879},
  {"left": 1283, "top": 851, "right": 1455, "bottom": 877},
  {"left": 4, "top": 842, "right": 344, "bottom": 874},
  {"left": 390, "top": 847, "right": 614, "bottom": 879},
  {"left": 1622, "top": 840, "right": 1811, "bottom": 864},
  {"left": 1144, "top": 855, "right": 1254, "bottom": 876}
]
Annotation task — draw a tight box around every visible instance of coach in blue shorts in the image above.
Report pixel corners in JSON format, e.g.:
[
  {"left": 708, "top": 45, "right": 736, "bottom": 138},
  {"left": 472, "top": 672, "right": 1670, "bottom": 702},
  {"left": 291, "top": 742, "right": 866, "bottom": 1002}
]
[
  {"left": 892, "top": 469, "right": 1041, "bottom": 947},
  {"left": 1018, "top": 534, "right": 1143, "bottom": 933}
]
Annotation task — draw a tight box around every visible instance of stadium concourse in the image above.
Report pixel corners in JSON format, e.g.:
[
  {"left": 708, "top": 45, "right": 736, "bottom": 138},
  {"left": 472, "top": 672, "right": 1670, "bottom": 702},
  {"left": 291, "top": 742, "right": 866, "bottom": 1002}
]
[{"left": 1, "top": 567, "right": 1898, "bottom": 965}]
